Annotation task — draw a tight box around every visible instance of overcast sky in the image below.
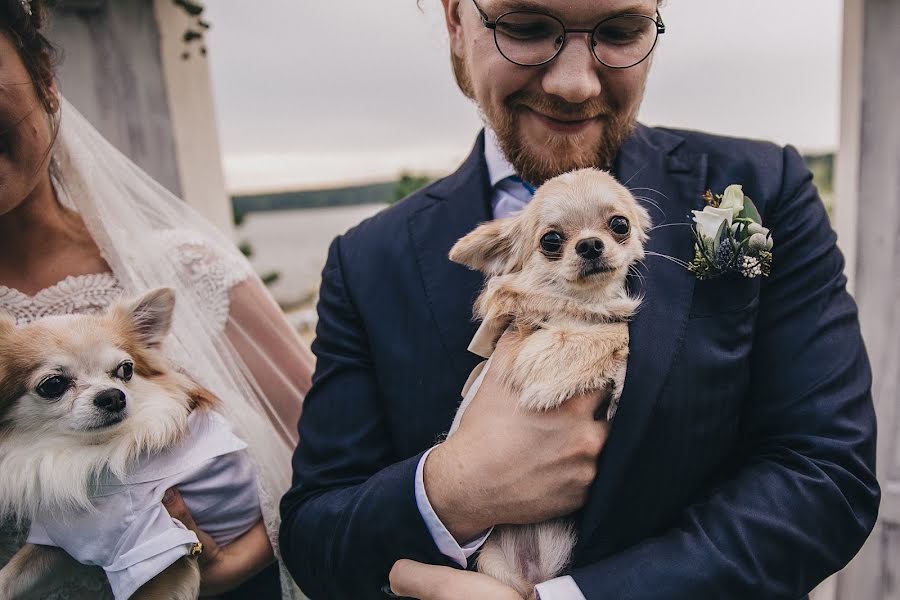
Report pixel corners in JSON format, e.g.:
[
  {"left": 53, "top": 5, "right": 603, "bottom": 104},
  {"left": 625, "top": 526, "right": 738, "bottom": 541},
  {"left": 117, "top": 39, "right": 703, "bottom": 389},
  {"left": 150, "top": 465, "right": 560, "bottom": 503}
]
[{"left": 204, "top": 1, "right": 843, "bottom": 193}]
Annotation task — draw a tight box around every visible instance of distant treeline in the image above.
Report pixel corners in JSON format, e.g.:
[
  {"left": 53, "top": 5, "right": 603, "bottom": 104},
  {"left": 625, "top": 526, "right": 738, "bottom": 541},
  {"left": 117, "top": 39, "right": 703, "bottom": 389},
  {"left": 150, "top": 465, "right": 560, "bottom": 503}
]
[
  {"left": 231, "top": 173, "right": 433, "bottom": 224},
  {"left": 232, "top": 156, "right": 833, "bottom": 223},
  {"left": 232, "top": 181, "right": 398, "bottom": 224},
  {"left": 802, "top": 153, "right": 834, "bottom": 195}
]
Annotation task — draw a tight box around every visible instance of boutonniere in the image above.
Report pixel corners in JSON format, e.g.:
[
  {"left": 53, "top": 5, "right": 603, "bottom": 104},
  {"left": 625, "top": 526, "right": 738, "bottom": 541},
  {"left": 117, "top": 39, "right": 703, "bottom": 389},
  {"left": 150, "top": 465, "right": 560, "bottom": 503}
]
[{"left": 688, "top": 184, "right": 773, "bottom": 280}]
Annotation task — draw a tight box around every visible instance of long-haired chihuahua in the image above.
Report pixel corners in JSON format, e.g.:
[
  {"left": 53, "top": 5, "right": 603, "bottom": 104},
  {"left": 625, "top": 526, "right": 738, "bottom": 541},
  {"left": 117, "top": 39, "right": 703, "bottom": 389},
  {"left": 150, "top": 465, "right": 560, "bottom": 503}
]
[
  {"left": 0, "top": 288, "right": 258, "bottom": 600},
  {"left": 448, "top": 168, "right": 650, "bottom": 597}
]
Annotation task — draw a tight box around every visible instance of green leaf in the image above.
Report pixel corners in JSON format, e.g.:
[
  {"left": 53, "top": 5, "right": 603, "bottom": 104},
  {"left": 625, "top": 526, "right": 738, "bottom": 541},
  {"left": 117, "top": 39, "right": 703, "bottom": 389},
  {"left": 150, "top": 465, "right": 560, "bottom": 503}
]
[
  {"left": 261, "top": 271, "right": 281, "bottom": 286},
  {"left": 174, "top": 0, "right": 204, "bottom": 16},
  {"left": 738, "top": 196, "right": 763, "bottom": 224},
  {"left": 713, "top": 219, "right": 728, "bottom": 250}
]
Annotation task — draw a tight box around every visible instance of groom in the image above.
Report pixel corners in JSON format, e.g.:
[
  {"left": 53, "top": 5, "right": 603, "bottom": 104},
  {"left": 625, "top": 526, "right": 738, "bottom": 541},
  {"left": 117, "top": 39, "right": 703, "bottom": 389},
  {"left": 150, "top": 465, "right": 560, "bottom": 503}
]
[{"left": 280, "top": 0, "right": 879, "bottom": 598}]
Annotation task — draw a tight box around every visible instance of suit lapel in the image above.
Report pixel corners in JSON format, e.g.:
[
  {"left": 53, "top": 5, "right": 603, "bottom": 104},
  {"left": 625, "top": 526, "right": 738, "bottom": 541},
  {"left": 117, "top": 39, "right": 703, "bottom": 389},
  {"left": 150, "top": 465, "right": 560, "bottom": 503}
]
[
  {"left": 408, "top": 132, "right": 493, "bottom": 381},
  {"left": 577, "top": 125, "right": 709, "bottom": 550}
]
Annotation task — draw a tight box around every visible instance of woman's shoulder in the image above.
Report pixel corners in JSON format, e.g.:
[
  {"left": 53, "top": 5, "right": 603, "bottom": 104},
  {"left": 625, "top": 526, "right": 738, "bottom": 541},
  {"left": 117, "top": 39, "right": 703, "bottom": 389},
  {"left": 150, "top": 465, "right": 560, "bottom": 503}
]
[
  {"left": 153, "top": 228, "right": 252, "bottom": 283},
  {"left": 149, "top": 228, "right": 255, "bottom": 334}
]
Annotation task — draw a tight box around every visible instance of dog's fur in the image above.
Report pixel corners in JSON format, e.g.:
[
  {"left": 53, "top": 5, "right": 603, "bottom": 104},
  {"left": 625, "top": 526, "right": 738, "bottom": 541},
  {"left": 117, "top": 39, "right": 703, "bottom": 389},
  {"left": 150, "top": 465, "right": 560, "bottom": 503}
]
[
  {"left": 449, "top": 169, "right": 650, "bottom": 598},
  {"left": 0, "top": 288, "right": 212, "bottom": 600}
]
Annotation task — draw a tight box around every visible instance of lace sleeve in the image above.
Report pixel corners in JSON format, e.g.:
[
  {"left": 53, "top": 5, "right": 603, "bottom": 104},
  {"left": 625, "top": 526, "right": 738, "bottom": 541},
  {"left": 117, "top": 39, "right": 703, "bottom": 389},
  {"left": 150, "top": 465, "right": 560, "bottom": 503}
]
[{"left": 156, "top": 229, "right": 254, "bottom": 335}]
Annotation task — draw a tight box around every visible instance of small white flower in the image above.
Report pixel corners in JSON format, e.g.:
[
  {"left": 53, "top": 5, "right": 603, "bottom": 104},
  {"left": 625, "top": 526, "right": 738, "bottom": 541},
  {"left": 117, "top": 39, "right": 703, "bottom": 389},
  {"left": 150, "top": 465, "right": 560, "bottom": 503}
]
[
  {"left": 719, "top": 185, "right": 745, "bottom": 217},
  {"left": 692, "top": 206, "right": 734, "bottom": 242}
]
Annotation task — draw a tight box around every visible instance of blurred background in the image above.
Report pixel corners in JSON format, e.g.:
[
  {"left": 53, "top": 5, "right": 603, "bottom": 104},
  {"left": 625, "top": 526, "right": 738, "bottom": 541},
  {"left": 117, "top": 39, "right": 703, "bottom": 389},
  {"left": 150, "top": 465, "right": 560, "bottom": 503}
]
[
  {"left": 45, "top": 1, "right": 897, "bottom": 598},
  {"left": 204, "top": 0, "right": 841, "bottom": 331}
]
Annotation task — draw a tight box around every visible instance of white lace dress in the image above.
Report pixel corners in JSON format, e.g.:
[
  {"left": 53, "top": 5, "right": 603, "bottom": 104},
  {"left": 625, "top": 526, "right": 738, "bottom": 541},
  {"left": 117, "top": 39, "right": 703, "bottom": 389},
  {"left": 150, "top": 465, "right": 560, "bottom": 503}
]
[{"left": 0, "top": 234, "right": 251, "bottom": 599}]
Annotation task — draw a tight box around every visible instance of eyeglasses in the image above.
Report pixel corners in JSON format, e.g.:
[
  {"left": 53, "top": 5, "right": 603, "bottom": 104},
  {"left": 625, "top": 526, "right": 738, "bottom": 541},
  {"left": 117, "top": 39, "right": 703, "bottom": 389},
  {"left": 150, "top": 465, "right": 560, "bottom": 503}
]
[{"left": 471, "top": 0, "right": 666, "bottom": 69}]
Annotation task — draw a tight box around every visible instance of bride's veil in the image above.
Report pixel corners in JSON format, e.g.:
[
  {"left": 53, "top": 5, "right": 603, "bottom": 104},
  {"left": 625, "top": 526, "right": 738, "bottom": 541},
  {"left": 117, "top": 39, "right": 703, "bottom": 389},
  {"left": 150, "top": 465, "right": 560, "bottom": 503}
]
[{"left": 51, "top": 97, "right": 313, "bottom": 599}]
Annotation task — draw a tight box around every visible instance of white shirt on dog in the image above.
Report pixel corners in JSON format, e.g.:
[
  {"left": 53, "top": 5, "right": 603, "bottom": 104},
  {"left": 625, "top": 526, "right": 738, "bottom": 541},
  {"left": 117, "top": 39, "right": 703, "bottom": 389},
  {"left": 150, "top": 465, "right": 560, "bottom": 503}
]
[{"left": 26, "top": 410, "right": 260, "bottom": 600}]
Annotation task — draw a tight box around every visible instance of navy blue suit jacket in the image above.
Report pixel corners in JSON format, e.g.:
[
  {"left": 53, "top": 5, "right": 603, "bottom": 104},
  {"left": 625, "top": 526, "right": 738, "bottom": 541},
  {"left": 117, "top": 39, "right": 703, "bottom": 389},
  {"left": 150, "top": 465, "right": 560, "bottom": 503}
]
[{"left": 280, "top": 125, "right": 879, "bottom": 599}]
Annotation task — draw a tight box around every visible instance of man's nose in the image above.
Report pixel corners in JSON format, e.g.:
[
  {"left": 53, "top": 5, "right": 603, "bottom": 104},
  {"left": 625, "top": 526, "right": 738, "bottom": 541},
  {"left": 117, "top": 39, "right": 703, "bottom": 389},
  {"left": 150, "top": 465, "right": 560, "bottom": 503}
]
[{"left": 541, "top": 35, "right": 603, "bottom": 104}]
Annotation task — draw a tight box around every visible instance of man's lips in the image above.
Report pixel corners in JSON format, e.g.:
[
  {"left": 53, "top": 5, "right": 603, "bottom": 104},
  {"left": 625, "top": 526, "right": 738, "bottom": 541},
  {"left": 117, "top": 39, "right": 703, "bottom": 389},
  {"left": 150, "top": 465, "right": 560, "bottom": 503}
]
[{"left": 523, "top": 107, "right": 602, "bottom": 134}]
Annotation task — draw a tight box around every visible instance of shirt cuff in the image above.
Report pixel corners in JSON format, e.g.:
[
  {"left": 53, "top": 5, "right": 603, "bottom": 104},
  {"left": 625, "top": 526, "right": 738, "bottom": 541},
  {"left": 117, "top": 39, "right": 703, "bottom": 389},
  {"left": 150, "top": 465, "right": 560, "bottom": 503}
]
[
  {"left": 414, "top": 446, "right": 492, "bottom": 568},
  {"left": 535, "top": 576, "right": 588, "bottom": 600}
]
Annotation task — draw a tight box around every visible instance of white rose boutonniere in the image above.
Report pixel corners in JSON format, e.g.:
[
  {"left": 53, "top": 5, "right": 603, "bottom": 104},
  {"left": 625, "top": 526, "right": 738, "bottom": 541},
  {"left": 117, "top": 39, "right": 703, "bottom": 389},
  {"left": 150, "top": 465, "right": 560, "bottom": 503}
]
[{"left": 688, "top": 185, "right": 773, "bottom": 279}]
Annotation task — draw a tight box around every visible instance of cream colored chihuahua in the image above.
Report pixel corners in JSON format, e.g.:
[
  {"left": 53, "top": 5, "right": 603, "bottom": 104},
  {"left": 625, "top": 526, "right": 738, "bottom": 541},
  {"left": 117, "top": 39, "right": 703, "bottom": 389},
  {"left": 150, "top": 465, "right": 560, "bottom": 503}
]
[
  {"left": 448, "top": 168, "right": 650, "bottom": 598},
  {"left": 0, "top": 289, "right": 261, "bottom": 600}
]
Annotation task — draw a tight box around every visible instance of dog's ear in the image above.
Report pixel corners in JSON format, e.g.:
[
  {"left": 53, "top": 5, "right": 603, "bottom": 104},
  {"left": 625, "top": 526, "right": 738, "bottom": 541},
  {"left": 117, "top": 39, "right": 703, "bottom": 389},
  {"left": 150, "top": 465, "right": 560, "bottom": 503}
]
[
  {"left": 634, "top": 203, "right": 653, "bottom": 243},
  {"left": 449, "top": 217, "right": 523, "bottom": 276},
  {"left": 114, "top": 288, "right": 176, "bottom": 348}
]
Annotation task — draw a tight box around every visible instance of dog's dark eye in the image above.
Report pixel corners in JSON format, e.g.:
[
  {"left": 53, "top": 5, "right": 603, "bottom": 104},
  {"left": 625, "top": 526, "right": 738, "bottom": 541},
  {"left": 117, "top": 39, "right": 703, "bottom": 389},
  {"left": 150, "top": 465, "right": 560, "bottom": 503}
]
[
  {"left": 609, "top": 216, "right": 630, "bottom": 237},
  {"left": 540, "top": 231, "right": 564, "bottom": 257},
  {"left": 36, "top": 376, "right": 71, "bottom": 399},
  {"left": 115, "top": 361, "right": 134, "bottom": 382}
]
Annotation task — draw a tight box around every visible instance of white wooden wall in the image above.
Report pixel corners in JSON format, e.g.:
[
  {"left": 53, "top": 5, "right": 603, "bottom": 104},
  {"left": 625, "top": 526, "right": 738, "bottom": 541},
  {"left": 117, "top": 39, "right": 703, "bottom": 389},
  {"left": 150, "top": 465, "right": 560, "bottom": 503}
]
[
  {"left": 826, "top": 0, "right": 900, "bottom": 597},
  {"left": 47, "top": 0, "right": 233, "bottom": 235}
]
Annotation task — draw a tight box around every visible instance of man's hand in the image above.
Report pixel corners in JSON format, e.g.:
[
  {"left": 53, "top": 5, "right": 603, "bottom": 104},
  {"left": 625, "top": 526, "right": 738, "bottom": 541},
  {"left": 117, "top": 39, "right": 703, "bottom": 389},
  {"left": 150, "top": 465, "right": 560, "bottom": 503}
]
[
  {"left": 424, "top": 334, "right": 611, "bottom": 542},
  {"left": 389, "top": 559, "right": 525, "bottom": 600},
  {"left": 163, "top": 488, "right": 276, "bottom": 596}
]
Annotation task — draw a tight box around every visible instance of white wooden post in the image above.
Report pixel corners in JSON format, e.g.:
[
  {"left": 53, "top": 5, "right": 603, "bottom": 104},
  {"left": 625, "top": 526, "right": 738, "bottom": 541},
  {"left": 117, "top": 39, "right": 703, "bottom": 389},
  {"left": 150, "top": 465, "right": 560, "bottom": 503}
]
[{"left": 829, "top": 0, "right": 900, "bottom": 597}]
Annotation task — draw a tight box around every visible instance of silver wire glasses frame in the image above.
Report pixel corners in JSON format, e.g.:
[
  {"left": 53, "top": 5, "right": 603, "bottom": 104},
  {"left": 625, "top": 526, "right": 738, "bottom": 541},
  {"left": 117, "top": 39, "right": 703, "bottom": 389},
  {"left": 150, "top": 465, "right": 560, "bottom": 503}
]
[{"left": 471, "top": 0, "right": 666, "bottom": 69}]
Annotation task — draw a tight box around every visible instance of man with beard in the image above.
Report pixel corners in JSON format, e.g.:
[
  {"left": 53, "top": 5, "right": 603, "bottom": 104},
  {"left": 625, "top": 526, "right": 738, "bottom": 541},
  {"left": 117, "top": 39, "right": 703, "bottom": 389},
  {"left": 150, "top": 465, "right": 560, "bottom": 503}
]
[{"left": 279, "top": 1, "right": 879, "bottom": 598}]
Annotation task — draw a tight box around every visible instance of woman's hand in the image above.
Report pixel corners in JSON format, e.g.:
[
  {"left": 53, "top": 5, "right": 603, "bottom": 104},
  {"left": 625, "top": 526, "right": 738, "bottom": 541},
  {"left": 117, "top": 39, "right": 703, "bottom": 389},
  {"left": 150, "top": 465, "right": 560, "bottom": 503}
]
[
  {"left": 163, "top": 488, "right": 276, "bottom": 597},
  {"left": 388, "top": 559, "right": 526, "bottom": 600}
]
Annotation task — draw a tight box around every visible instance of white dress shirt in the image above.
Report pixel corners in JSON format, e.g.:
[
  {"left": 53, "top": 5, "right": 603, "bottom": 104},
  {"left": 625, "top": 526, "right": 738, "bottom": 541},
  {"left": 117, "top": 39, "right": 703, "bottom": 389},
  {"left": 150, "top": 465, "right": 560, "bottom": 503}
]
[
  {"left": 413, "top": 128, "right": 587, "bottom": 600},
  {"left": 27, "top": 410, "right": 261, "bottom": 600}
]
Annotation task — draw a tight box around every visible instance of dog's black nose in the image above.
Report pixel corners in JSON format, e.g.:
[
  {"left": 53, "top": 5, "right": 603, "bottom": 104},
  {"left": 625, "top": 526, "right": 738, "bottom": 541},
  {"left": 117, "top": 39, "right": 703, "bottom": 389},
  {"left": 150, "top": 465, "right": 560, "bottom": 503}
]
[
  {"left": 94, "top": 389, "right": 126, "bottom": 412},
  {"left": 576, "top": 238, "right": 604, "bottom": 260}
]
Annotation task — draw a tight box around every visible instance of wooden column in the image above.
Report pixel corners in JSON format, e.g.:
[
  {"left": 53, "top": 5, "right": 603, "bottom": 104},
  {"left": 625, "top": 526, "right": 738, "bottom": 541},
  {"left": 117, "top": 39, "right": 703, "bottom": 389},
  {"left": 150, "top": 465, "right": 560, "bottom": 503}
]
[
  {"left": 48, "top": 0, "right": 233, "bottom": 235},
  {"left": 829, "top": 0, "right": 900, "bottom": 597}
]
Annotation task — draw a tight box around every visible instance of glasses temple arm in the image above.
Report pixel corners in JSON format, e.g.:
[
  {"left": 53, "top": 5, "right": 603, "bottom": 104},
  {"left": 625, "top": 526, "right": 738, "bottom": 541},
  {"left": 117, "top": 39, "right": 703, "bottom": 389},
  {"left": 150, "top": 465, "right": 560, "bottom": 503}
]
[{"left": 471, "top": 0, "right": 497, "bottom": 28}]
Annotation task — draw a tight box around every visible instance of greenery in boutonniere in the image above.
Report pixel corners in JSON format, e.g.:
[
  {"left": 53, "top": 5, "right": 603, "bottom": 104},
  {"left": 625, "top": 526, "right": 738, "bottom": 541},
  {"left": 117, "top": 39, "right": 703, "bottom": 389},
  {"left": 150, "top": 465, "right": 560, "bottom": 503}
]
[{"left": 688, "top": 185, "right": 773, "bottom": 280}]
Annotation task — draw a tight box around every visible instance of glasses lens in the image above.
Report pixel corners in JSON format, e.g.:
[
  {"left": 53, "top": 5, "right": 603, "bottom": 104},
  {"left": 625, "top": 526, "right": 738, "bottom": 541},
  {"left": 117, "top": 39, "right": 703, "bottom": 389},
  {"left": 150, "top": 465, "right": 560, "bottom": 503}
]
[
  {"left": 494, "top": 12, "right": 565, "bottom": 66},
  {"left": 592, "top": 15, "right": 658, "bottom": 68}
]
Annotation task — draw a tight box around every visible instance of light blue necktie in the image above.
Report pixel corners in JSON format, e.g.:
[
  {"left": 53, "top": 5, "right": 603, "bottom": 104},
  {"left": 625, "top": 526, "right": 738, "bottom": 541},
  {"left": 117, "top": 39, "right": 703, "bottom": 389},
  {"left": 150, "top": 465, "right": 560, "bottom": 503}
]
[{"left": 493, "top": 175, "right": 536, "bottom": 219}]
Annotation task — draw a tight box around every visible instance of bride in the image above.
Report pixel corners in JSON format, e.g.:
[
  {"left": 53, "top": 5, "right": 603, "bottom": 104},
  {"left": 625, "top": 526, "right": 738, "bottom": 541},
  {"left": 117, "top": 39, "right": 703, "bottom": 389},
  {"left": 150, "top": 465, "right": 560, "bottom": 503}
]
[{"left": 0, "top": 1, "right": 314, "bottom": 598}]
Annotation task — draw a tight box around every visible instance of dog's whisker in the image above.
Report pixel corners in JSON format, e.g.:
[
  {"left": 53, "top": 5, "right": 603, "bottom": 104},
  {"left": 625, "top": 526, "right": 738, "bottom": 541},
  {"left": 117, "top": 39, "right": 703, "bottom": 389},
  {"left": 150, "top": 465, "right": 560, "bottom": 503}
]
[
  {"left": 621, "top": 168, "right": 646, "bottom": 188},
  {"left": 628, "top": 187, "right": 669, "bottom": 199},
  {"left": 627, "top": 266, "right": 647, "bottom": 287},
  {"left": 647, "top": 222, "right": 691, "bottom": 232},
  {"left": 645, "top": 251, "right": 691, "bottom": 269}
]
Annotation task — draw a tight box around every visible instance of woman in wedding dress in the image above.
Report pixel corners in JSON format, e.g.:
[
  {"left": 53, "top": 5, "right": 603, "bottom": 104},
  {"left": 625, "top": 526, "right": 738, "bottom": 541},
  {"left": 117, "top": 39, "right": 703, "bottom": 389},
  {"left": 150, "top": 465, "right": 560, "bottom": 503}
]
[{"left": 0, "top": 1, "right": 314, "bottom": 597}]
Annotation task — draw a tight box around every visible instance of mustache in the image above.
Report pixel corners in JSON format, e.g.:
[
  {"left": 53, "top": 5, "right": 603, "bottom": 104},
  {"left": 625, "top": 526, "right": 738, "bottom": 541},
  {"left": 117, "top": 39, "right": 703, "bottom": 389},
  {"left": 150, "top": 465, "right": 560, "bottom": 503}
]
[{"left": 506, "top": 91, "right": 613, "bottom": 121}]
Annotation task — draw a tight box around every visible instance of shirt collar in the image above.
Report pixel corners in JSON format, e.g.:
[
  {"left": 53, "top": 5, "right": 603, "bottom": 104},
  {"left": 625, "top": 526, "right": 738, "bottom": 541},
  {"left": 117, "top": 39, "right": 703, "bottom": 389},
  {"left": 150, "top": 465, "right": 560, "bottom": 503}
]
[{"left": 484, "top": 127, "right": 518, "bottom": 188}]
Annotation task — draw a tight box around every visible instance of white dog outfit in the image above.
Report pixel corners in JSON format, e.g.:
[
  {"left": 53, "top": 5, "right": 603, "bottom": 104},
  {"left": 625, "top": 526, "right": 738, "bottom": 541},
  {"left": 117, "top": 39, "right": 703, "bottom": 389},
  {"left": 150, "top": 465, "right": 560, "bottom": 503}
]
[{"left": 27, "top": 410, "right": 260, "bottom": 600}]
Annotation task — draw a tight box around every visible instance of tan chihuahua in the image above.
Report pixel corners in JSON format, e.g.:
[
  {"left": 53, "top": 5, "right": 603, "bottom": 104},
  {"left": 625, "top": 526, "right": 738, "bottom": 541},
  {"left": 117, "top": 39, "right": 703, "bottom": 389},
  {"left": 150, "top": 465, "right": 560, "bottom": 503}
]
[
  {"left": 0, "top": 289, "right": 254, "bottom": 600},
  {"left": 449, "top": 168, "right": 650, "bottom": 597}
]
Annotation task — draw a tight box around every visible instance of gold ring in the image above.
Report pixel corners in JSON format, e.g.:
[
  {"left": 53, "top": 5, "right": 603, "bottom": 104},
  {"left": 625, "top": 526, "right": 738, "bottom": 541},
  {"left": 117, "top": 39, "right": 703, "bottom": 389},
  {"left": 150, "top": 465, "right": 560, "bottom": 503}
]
[{"left": 189, "top": 542, "right": 203, "bottom": 557}]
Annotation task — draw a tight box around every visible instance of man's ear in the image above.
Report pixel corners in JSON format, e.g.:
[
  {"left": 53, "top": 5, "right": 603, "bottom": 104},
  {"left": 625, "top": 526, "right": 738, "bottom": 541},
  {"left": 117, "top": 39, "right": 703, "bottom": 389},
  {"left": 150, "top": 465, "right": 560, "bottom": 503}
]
[
  {"left": 450, "top": 217, "right": 521, "bottom": 276},
  {"left": 441, "top": 0, "right": 465, "bottom": 57},
  {"left": 113, "top": 288, "right": 176, "bottom": 348}
]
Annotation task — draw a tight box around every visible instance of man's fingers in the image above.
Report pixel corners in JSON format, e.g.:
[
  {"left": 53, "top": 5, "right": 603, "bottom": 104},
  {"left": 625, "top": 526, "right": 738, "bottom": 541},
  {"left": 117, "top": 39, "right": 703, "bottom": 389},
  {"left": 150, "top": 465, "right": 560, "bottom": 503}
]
[
  {"left": 568, "top": 381, "right": 616, "bottom": 419},
  {"left": 389, "top": 559, "right": 450, "bottom": 599}
]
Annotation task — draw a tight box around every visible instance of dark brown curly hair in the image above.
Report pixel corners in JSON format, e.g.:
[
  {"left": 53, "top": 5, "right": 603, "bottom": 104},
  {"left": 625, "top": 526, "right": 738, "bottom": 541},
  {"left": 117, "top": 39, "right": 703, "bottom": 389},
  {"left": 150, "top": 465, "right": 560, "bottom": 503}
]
[{"left": 1, "top": 0, "right": 59, "bottom": 114}]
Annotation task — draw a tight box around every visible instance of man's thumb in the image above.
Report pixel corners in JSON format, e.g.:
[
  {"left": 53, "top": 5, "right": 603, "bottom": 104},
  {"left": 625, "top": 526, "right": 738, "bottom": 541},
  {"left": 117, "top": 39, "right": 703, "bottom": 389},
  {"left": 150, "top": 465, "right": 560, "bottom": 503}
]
[{"left": 389, "top": 559, "right": 443, "bottom": 598}]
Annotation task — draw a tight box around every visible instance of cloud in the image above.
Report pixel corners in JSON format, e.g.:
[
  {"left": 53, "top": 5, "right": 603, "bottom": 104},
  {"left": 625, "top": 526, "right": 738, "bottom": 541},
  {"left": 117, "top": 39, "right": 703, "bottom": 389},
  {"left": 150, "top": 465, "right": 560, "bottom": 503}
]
[{"left": 205, "top": 0, "right": 841, "bottom": 190}]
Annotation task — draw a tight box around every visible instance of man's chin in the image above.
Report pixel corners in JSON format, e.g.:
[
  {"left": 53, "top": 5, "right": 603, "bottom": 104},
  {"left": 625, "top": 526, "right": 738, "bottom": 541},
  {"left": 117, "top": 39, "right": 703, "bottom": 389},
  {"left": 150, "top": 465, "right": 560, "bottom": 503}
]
[{"left": 514, "top": 136, "right": 609, "bottom": 184}]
